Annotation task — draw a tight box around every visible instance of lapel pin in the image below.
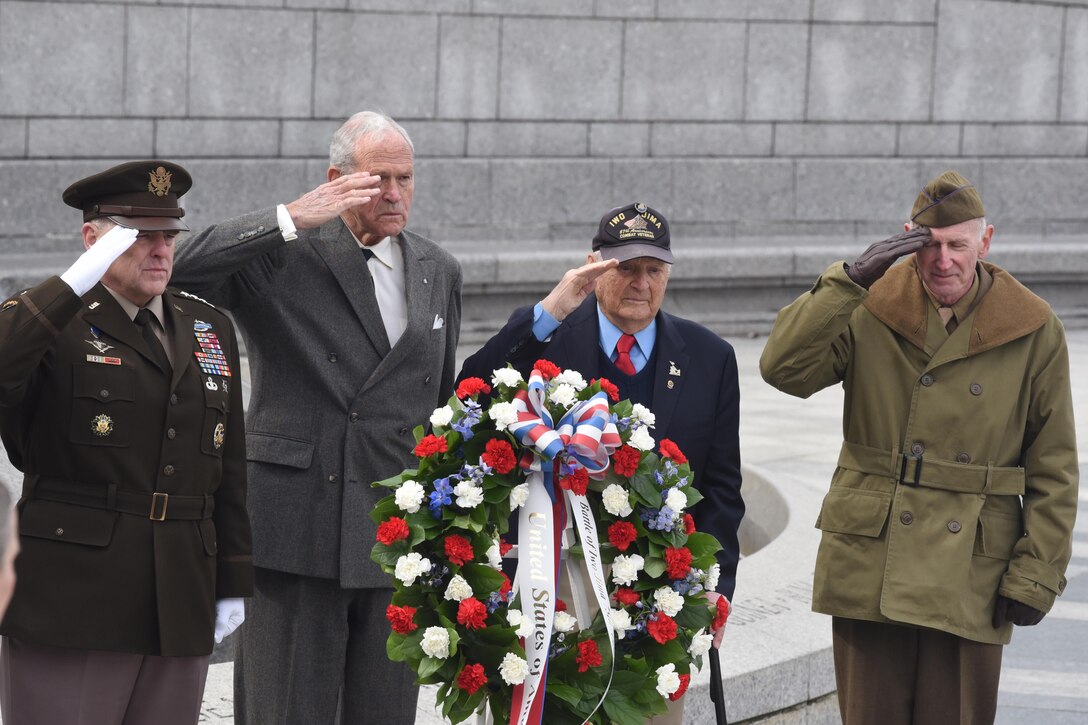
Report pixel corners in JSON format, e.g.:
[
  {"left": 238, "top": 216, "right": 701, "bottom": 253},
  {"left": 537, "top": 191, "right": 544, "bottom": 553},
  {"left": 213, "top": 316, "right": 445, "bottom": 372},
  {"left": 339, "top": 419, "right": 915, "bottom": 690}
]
[
  {"left": 667, "top": 380, "right": 675, "bottom": 389},
  {"left": 669, "top": 361, "right": 681, "bottom": 376},
  {"left": 205, "top": 376, "right": 219, "bottom": 391},
  {"left": 88, "top": 301, "right": 100, "bottom": 310}
]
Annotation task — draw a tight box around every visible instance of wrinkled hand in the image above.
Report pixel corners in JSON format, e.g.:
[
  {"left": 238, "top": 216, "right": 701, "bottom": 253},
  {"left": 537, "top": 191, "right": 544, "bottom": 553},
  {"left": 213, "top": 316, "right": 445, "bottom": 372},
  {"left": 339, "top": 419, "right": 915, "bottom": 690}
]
[
  {"left": 992, "top": 595, "right": 1045, "bottom": 628},
  {"left": 706, "top": 591, "right": 730, "bottom": 649},
  {"left": 61, "top": 225, "right": 139, "bottom": 296},
  {"left": 540, "top": 259, "right": 619, "bottom": 322},
  {"left": 214, "top": 597, "right": 246, "bottom": 644},
  {"left": 285, "top": 172, "right": 382, "bottom": 230},
  {"left": 846, "top": 227, "right": 930, "bottom": 289}
]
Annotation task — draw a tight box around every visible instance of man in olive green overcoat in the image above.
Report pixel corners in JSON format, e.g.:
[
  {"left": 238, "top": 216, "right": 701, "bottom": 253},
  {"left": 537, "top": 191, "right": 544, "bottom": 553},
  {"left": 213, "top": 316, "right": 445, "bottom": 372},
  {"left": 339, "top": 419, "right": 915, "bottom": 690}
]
[{"left": 760, "top": 171, "right": 1078, "bottom": 725}]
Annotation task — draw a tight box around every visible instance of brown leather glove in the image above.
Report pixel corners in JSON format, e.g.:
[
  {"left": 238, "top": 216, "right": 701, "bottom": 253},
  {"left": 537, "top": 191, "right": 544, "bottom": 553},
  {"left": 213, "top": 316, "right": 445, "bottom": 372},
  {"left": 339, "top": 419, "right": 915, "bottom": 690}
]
[
  {"left": 845, "top": 227, "right": 931, "bottom": 289},
  {"left": 992, "top": 595, "right": 1046, "bottom": 628}
]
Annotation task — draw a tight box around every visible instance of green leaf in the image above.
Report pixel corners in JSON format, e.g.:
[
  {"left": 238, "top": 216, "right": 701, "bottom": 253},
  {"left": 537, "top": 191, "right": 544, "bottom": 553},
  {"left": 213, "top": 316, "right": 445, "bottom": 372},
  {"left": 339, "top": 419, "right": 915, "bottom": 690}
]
[
  {"left": 371, "top": 540, "right": 410, "bottom": 568},
  {"left": 372, "top": 468, "right": 419, "bottom": 490},
  {"left": 602, "top": 691, "right": 645, "bottom": 725},
  {"left": 684, "top": 532, "right": 723, "bottom": 560},
  {"left": 547, "top": 682, "right": 584, "bottom": 707},
  {"left": 413, "top": 424, "right": 426, "bottom": 443},
  {"left": 683, "top": 485, "right": 704, "bottom": 508},
  {"left": 370, "top": 495, "right": 400, "bottom": 523},
  {"left": 628, "top": 473, "right": 662, "bottom": 508},
  {"left": 460, "top": 562, "right": 506, "bottom": 595},
  {"left": 643, "top": 556, "right": 666, "bottom": 579},
  {"left": 417, "top": 654, "right": 446, "bottom": 680}
]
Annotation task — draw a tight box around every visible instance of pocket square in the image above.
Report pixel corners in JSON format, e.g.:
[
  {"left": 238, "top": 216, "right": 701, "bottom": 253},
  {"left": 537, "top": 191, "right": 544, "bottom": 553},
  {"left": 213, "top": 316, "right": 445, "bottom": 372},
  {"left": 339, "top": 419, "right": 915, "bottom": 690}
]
[{"left": 433, "top": 314, "right": 444, "bottom": 330}]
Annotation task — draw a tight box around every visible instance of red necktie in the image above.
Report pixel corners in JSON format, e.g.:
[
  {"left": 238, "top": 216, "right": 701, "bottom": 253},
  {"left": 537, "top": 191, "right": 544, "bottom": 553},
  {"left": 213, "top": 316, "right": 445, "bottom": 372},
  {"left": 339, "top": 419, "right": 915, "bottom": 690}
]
[{"left": 614, "top": 334, "right": 637, "bottom": 376}]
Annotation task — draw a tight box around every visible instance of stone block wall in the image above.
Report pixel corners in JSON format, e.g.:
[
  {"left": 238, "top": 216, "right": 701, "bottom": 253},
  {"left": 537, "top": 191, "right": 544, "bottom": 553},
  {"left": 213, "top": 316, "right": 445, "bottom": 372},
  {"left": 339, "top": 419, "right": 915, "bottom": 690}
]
[{"left": 2, "top": 0, "right": 1087, "bottom": 269}]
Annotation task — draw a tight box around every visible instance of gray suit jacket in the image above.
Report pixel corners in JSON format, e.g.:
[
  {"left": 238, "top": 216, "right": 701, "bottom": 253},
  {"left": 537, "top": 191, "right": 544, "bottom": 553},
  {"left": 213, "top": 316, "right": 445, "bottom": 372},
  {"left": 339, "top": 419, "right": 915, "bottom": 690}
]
[{"left": 172, "top": 209, "right": 462, "bottom": 587}]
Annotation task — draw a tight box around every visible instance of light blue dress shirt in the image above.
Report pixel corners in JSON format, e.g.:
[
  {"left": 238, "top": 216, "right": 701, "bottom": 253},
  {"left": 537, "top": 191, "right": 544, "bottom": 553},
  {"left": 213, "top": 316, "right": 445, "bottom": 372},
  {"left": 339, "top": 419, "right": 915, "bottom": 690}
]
[{"left": 532, "top": 302, "right": 656, "bottom": 374}]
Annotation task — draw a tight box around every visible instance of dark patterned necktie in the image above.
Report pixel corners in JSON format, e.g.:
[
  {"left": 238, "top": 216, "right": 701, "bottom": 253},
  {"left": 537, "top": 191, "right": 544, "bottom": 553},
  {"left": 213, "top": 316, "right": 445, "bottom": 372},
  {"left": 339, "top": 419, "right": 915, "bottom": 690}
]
[{"left": 614, "top": 333, "right": 637, "bottom": 375}]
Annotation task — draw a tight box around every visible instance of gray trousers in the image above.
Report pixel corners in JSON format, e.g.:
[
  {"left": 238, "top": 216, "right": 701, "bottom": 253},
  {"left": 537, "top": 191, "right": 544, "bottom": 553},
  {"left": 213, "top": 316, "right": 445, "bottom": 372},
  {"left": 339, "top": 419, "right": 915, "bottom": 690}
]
[
  {"left": 0, "top": 636, "right": 209, "bottom": 725},
  {"left": 234, "top": 566, "right": 418, "bottom": 725},
  {"left": 832, "top": 616, "right": 1003, "bottom": 725}
]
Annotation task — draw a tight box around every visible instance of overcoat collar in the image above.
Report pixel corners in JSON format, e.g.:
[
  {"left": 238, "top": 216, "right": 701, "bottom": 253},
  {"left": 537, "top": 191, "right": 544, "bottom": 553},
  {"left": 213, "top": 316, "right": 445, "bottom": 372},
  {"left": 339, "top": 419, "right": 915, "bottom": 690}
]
[{"left": 863, "top": 257, "right": 1051, "bottom": 356}]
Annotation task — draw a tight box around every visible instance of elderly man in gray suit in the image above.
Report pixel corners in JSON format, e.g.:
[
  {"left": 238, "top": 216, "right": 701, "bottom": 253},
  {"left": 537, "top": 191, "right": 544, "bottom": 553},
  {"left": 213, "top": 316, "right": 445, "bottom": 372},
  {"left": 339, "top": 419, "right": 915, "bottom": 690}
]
[{"left": 172, "top": 112, "right": 462, "bottom": 724}]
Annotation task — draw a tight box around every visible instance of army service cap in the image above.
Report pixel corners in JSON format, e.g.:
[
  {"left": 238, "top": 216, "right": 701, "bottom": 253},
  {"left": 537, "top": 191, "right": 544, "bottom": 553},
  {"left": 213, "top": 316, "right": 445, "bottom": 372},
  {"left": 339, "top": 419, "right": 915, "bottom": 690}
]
[
  {"left": 592, "top": 202, "right": 673, "bottom": 263},
  {"left": 910, "top": 170, "right": 985, "bottom": 228},
  {"left": 63, "top": 160, "right": 192, "bottom": 231}
]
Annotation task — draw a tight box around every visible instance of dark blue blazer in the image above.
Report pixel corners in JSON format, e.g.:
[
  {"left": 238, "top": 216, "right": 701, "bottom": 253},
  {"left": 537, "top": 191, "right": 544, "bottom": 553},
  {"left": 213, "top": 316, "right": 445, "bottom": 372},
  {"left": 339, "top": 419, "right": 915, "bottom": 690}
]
[{"left": 459, "top": 296, "right": 743, "bottom": 599}]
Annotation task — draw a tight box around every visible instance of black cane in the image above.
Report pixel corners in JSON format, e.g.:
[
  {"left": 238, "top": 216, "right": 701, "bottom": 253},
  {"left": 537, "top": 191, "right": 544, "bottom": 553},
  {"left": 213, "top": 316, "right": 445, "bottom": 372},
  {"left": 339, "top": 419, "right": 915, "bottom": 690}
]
[{"left": 708, "top": 648, "right": 728, "bottom": 725}]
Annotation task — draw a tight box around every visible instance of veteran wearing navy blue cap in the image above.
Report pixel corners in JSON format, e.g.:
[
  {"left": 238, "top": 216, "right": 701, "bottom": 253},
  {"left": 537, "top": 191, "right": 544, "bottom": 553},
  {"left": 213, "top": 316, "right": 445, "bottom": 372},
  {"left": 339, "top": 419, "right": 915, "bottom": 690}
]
[
  {"left": 459, "top": 203, "right": 745, "bottom": 720},
  {"left": 0, "top": 161, "right": 253, "bottom": 725}
]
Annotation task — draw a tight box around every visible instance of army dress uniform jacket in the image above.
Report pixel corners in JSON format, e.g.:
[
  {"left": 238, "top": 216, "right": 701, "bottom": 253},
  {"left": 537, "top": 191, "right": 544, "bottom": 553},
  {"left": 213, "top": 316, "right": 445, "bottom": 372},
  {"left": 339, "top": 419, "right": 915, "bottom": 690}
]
[
  {"left": 0, "top": 277, "right": 253, "bottom": 656},
  {"left": 171, "top": 210, "right": 462, "bottom": 588},
  {"left": 458, "top": 296, "right": 744, "bottom": 600},
  {"left": 760, "top": 258, "right": 1078, "bottom": 644}
]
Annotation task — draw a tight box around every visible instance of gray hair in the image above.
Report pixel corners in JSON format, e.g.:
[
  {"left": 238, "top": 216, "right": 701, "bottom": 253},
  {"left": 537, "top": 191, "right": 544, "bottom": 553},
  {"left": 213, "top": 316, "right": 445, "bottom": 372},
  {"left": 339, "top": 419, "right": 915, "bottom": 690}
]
[
  {"left": 329, "top": 112, "right": 414, "bottom": 172},
  {"left": 0, "top": 485, "right": 12, "bottom": 559}
]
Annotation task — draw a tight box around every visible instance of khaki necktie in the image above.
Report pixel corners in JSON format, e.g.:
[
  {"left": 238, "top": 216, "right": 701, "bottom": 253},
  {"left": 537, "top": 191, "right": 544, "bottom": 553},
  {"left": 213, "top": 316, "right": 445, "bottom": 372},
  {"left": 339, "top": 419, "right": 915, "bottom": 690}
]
[{"left": 938, "top": 306, "right": 956, "bottom": 333}]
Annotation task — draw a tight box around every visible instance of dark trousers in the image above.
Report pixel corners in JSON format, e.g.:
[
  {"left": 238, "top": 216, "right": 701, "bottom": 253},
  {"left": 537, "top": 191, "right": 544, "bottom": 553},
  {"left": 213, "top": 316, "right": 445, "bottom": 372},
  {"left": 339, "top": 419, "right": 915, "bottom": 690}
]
[
  {"left": 832, "top": 617, "right": 1003, "bottom": 725},
  {"left": 0, "top": 636, "right": 210, "bottom": 725},
  {"left": 234, "top": 566, "right": 419, "bottom": 725}
]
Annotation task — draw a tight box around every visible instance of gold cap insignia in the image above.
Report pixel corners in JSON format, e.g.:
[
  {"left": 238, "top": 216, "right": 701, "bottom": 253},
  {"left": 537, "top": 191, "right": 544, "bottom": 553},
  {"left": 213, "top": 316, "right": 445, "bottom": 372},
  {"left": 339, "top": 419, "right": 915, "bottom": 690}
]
[
  {"left": 635, "top": 202, "right": 647, "bottom": 213},
  {"left": 624, "top": 215, "right": 649, "bottom": 232},
  {"left": 92, "top": 414, "right": 114, "bottom": 437},
  {"left": 148, "top": 166, "right": 172, "bottom": 197},
  {"left": 213, "top": 422, "right": 225, "bottom": 450}
]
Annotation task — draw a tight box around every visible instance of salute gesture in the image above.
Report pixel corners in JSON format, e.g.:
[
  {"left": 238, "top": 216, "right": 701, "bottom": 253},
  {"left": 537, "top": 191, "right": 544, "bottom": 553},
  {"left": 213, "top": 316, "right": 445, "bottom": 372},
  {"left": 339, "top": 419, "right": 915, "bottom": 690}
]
[
  {"left": 539, "top": 257, "right": 619, "bottom": 322},
  {"left": 846, "top": 226, "right": 930, "bottom": 289}
]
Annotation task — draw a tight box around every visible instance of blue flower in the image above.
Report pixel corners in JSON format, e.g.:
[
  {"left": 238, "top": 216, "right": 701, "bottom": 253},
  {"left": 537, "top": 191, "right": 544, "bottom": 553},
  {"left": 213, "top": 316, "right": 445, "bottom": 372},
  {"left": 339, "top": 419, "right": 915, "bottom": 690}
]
[{"left": 429, "top": 477, "right": 453, "bottom": 518}]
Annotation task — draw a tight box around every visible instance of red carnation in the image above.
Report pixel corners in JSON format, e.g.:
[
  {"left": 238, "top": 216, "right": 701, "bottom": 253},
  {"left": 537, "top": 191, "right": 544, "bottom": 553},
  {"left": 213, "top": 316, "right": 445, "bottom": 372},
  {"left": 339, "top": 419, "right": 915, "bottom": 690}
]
[
  {"left": 555, "top": 599, "right": 567, "bottom": 612},
  {"left": 558, "top": 467, "right": 589, "bottom": 496},
  {"left": 658, "top": 438, "right": 688, "bottom": 465},
  {"left": 647, "top": 612, "right": 678, "bottom": 644},
  {"left": 445, "top": 534, "right": 475, "bottom": 566},
  {"left": 608, "top": 521, "right": 638, "bottom": 552},
  {"left": 481, "top": 438, "right": 517, "bottom": 474},
  {"left": 665, "top": 546, "right": 693, "bottom": 580},
  {"left": 456, "top": 377, "right": 492, "bottom": 400},
  {"left": 612, "top": 445, "right": 641, "bottom": 477},
  {"left": 457, "top": 662, "right": 487, "bottom": 694},
  {"left": 498, "top": 572, "right": 512, "bottom": 598},
  {"left": 612, "top": 588, "right": 640, "bottom": 606},
  {"left": 576, "top": 639, "right": 603, "bottom": 673},
  {"left": 385, "top": 604, "right": 418, "bottom": 634},
  {"left": 457, "top": 597, "right": 488, "bottom": 630},
  {"left": 682, "top": 513, "right": 696, "bottom": 535},
  {"left": 712, "top": 596, "right": 731, "bottom": 631},
  {"left": 376, "top": 516, "right": 410, "bottom": 545},
  {"left": 591, "top": 377, "right": 620, "bottom": 402},
  {"left": 414, "top": 434, "right": 448, "bottom": 458},
  {"left": 533, "top": 359, "right": 561, "bottom": 381},
  {"left": 499, "top": 538, "right": 513, "bottom": 556},
  {"left": 669, "top": 673, "right": 691, "bottom": 701}
]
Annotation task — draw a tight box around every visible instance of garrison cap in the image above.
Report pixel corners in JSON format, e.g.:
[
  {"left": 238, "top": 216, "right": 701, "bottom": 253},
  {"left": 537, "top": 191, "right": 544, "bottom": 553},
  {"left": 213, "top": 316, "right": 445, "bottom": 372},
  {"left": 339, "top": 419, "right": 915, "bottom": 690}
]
[
  {"left": 910, "top": 170, "right": 985, "bottom": 228},
  {"left": 591, "top": 202, "right": 673, "bottom": 264},
  {"left": 63, "top": 160, "right": 192, "bottom": 231}
]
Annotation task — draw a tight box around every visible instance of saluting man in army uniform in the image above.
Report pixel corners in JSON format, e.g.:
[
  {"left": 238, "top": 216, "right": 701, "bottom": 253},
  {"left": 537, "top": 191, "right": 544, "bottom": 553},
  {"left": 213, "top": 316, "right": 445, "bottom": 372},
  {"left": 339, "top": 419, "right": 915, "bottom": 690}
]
[
  {"left": 0, "top": 161, "right": 253, "bottom": 725},
  {"left": 761, "top": 171, "right": 1078, "bottom": 724}
]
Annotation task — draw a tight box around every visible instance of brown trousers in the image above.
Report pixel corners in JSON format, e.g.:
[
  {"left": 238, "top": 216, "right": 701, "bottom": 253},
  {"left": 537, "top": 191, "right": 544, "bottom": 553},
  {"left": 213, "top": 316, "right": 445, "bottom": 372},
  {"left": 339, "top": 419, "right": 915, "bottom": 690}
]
[
  {"left": 832, "top": 617, "right": 1003, "bottom": 725},
  {"left": 0, "top": 636, "right": 210, "bottom": 725}
]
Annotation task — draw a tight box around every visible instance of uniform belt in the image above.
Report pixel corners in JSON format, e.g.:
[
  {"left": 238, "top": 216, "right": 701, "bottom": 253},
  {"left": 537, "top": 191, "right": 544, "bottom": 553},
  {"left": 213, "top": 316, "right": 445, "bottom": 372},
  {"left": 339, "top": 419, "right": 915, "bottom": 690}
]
[
  {"left": 24, "top": 475, "right": 214, "bottom": 521},
  {"left": 837, "top": 441, "right": 1025, "bottom": 496}
]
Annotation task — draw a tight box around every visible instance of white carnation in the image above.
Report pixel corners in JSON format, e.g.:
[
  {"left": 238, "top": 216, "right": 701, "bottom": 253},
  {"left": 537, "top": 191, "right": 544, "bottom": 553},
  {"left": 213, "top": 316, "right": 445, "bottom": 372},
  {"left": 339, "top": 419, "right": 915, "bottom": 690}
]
[
  {"left": 664, "top": 487, "right": 687, "bottom": 514},
  {"left": 453, "top": 480, "right": 484, "bottom": 509},
  {"left": 429, "top": 405, "right": 454, "bottom": 427},
  {"left": 491, "top": 368, "right": 523, "bottom": 388},
  {"left": 507, "top": 608, "right": 533, "bottom": 638},
  {"left": 611, "top": 554, "right": 645, "bottom": 586},
  {"left": 602, "top": 484, "right": 633, "bottom": 518},
  {"left": 655, "top": 663, "right": 681, "bottom": 698},
  {"left": 705, "top": 564, "right": 721, "bottom": 592},
  {"left": 548, "top": 383, "right": 577, "bottom": 408},
  {"left": 421, "top": 626, "right": 451, "bottom": 659},
  {"left": 395, "top": 480, "right": 425, "bottom": 514},
  {"left": 553, "top": 610, "right": 577, "bottom": 634},
  {"left": 486, "top": 542, "right": 503, "bottom": 570},
  {"left": 489, "top": 401, "right": 519, "bottom": 431},
  {"left": 610, "top": 608, "right": 633, "bottom": 636},
  {"left": 631, "top": 403, "right": 656, "bottom": 428},
  {"left": 553, "top": 369, "right": 587, "bottom": 391},
  {"left": 443, "top": 574, "right": 473, "bottom": 602},
  {"left": 499, "top": 652, "right": 529, "bottom": 685},
  {"left": 654, "top": 587, "right": 685, "bottom": 617},
  {"left": 628, "top": 425, "right": 655, "bottom": 451},
  {"left": 394, "top": 552, "right": 430, "bottom": 586},
  {"left": 509, "top": 483, "right": 530, "bottom": 510},
  {"left": 688, "top": 628, "right": 713, "bottom": 659}
]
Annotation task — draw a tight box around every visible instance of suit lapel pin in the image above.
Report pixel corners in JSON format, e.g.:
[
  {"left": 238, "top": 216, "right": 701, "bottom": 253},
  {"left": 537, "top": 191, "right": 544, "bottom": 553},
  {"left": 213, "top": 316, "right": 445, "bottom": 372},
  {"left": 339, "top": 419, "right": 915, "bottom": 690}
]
[
  {"left": 205, "top": 376, "right": 219, "bottom": 391},
  {"left": 88, "top": 301, "right": 100, "bottom": 310},
  {"left": 667, "top": 380, "right": 675, "bottom": 389},
  {"left": 669, "top": 361, "right": 681, "bottom": 376}
]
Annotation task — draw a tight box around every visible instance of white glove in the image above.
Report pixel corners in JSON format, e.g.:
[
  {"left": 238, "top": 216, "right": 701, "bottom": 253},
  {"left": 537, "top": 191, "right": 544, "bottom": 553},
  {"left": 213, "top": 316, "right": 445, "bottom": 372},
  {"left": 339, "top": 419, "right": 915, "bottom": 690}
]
[
  {"left": 214, "top": 597, "right": 246, "bottom": 644},
  {"left": 60, "top": 225, "right": 139, "bottom": 296}
]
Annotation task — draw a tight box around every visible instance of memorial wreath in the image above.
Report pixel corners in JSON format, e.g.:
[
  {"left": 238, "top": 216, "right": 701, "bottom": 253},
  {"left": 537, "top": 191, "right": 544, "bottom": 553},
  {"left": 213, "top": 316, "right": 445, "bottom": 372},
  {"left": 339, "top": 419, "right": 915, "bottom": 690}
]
[{"left": 370, "top": 361, "right": 729, "bottom": 725}]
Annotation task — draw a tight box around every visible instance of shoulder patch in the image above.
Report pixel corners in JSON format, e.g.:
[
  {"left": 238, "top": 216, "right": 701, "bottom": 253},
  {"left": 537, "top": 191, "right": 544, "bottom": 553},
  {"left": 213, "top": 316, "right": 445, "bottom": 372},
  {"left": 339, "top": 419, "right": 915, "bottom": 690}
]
[
  {"left": 1, "top": 298, "right": 18, "bottom": 312},
  {"left": 172, "top": 289, "right": 218, "bottom": 310}
]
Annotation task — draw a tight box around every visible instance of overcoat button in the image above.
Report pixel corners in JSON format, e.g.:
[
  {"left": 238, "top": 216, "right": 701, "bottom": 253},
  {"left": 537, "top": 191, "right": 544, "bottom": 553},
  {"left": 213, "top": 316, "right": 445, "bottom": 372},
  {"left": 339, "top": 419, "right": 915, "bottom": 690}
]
[
  {"left": 970, "top": 383, "right": 983, "bottom": 395},
  {"left": 163, "top": 464, "right": 175, "bottom": 476},
  {"left": 399, "top": 427, "right": 409, "bottom": 435},
  {"left": 948, "top": 520, "right": 962, "bottom": 533},
  {"left": 99, "top": 389, "right": 110, "bottom": 399},
  {"left": 900, "top": 511, "right": 914, "bottom": 525},
  {"left": 910, "top": 442, "right": 924, "bottom": 456},
  {"left": 957, "top": 452, "right": 970, "bottom": 464},
  {"left": 349, "top": 412, "right": 359, "bottom": 422},
  {"left": 237, "top": 233, "right": 245, "bottom": 241},
  {"left": 170, "top": 394, "right": 178, "bottom": 405},
  {"left": 328, "top": 474, "right": 338, "bottom": 483},
  {"left": 167, "top": 428, "right": 176, "bottom": 440},
  {"left": 920, "top": 374, "right": 934, "bottom": 387},
  {"left": 424, "top": 376, "right": 431, "bottom": 384},
  {"left": 328, "top": 352, "right": 338, "bottom": 362},
  {"left": 257, "top": 225, "right": 265, "bottom": 232},
  {"left": 55, "top": 528, "right": 64, "bottom": 536}
]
